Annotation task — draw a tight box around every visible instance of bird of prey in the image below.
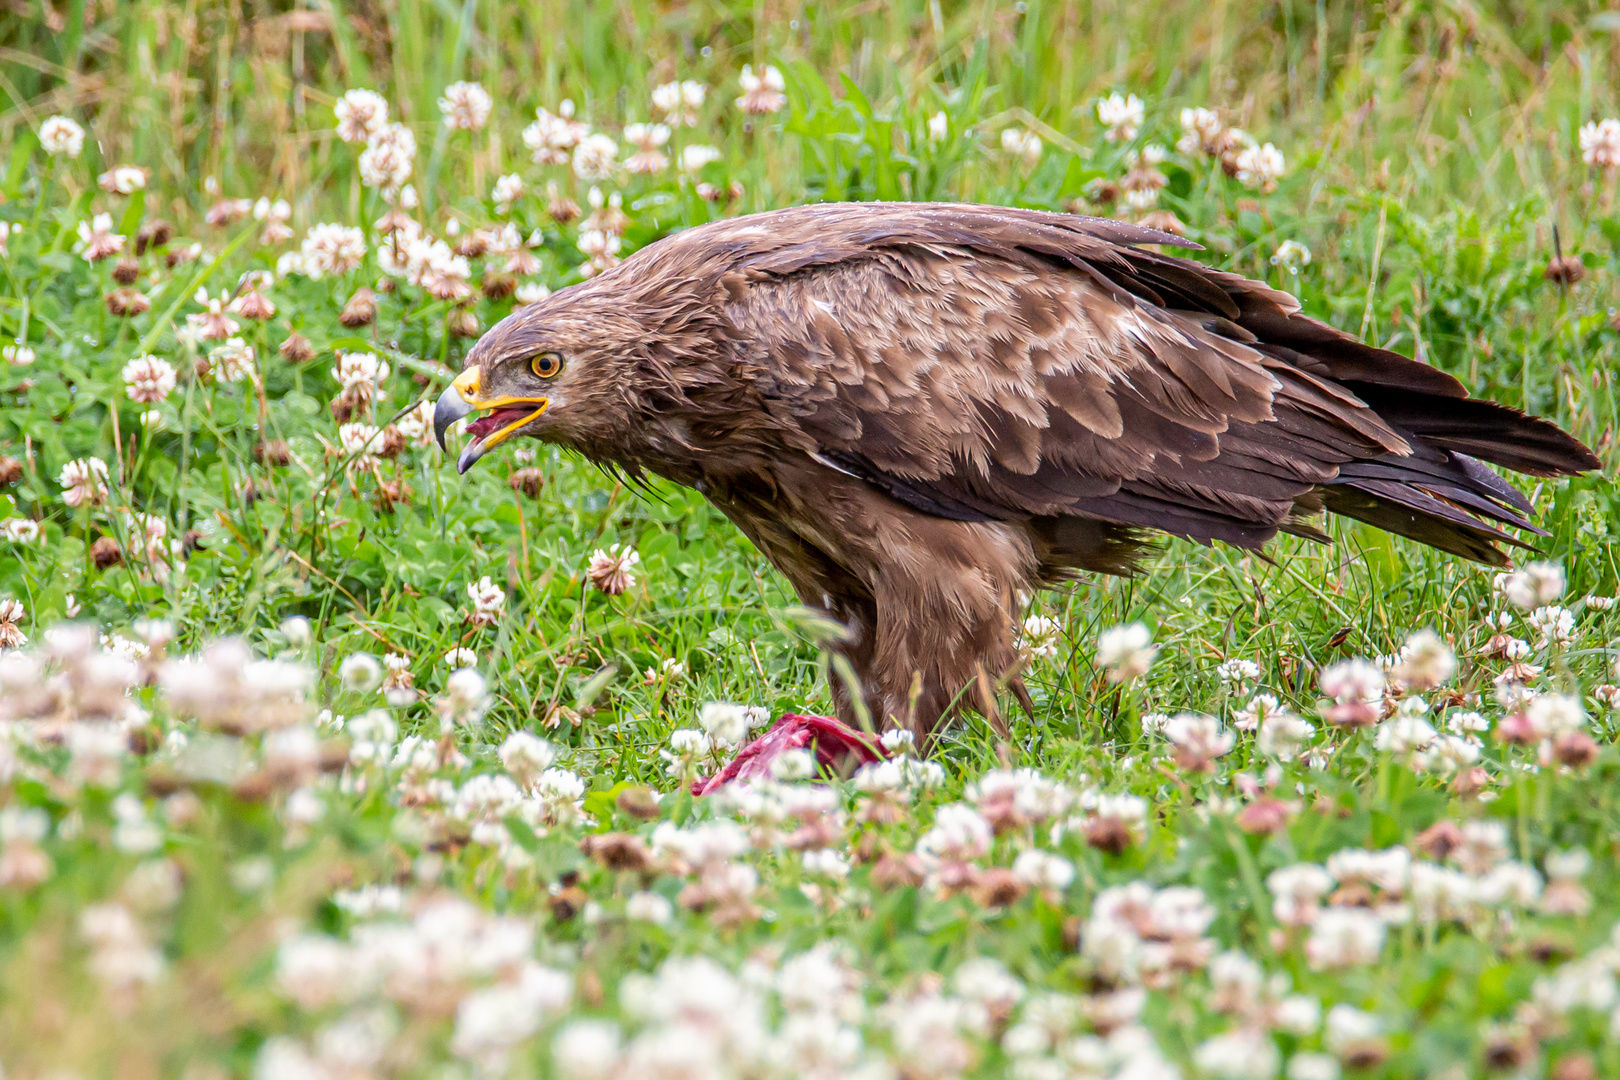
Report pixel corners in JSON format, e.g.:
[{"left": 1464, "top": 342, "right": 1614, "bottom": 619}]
[{"left": 435, "top": 202, "right": 1600, "bottom": 746}]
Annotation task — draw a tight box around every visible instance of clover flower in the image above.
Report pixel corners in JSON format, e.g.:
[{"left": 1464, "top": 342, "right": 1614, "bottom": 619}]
[
  {"left": 39, "top": 115, "right": 85, "bottom": 157},
  {"left": 1163, "top": 712, "right": 1234, "bottom": 772},
  {"left": 1095, "top": 92, "right": 1144, "bottom": 142},
  {"left": 0, "top": 599, "right": 25, "bottom": 650},
  {"left": 76, "top": 213, "right": 126, "bottom": 263},
  {"left": 334, "top": 89, "right": 389, "bottom": 143},
  {"left": 572, "top": 133, "right": 620, "bottom": 181},
  {"left": 491, "top": 173, "right": 525, "bottom": 213},
  {"left": 1000, "top": 127, "right": 1042, "bottom": 168},
  {"left": 652, "top": 79, "right": 706, "bottom": 126},
  {"left": 122, "top": 355, "right": 177, "bottom": 403},
  {"left": 1498, "top": 561, "right": 1565, "bottom": 609},
  {"left": 1580, "top": 118, "right": 1620, "bottom": 168},
  {"left": 1020, "top": 614, "right": 1062, "bottom": 659},
  {"left": 209, "top": 339, "right": 255, "bottom": 383},
  {"left": 736, "top": 64, "right": 786, "bottom": 115},
  {"left": 1235, "top": 143, "right": 1286, "bottom": 191},
  {"left": 1319, "top": 659, "right": 1384, "bottom": 727},
  {"left": 331, "top": 351, "right": 390, "bottom": 401},
  {"left": 301, "top": 223, "right": 367, "bottom": 278},
  {"left": 358, "top": 124, "right": 415, "bottom": 192},
  {"left": 523, "top": 102, "right": 590, "bottom": 164},
  {"left": 2, "top": 344, "right": 33, "bottom": 366},
  {"left": 98, "top": 166, "right": 147, "bottom": 195},
  {"left": 439, "top": 81, "right": 493, "bottom": 131},
  {"left": 1095, "top": 622, "right": 1157, "bottom": 683},
  {"left": 586, "top": 544, "right": 639, "bottom": 595},
  {"left": 463, "top": 578, "right": 505, "bottom": 628},
  {"left": 623, "top": 122, "right": 671, "bottom": 173},
  {"left": 59, "top": 458, "right": 110, "bottom": 508}
]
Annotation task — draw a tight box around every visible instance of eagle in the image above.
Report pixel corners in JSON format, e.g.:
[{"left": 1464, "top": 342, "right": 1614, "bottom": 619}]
[{"left": 435, "top": 202, "right": 1599, "bottom": 751}]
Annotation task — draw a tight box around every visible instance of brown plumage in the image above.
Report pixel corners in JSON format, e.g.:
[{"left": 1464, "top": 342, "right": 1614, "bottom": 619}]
[{"left": 435, "top": 202, "right": 1601, "bottom": 743}]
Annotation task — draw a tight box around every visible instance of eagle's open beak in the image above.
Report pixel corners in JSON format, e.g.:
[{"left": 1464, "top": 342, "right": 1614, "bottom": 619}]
[{"left": 433, "top": 368, "right": 549, "bottom": 474}]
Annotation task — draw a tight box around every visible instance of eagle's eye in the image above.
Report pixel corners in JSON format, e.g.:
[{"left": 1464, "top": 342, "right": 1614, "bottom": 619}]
[{"left": 529, "top": 352, "right": 564, "bottom": 379}]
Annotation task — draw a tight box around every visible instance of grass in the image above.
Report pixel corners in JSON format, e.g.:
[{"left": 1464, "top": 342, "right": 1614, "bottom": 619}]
[{"left": 0, "top": 1, "right": 1617, "bottom": 1077}]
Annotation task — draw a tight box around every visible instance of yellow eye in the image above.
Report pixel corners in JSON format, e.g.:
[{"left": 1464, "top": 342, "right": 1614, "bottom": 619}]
[{"left": 530, "top": 353, "right": 563, "bottom": 379}]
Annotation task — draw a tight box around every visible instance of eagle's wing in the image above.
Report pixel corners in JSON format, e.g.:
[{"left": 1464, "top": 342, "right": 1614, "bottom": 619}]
[{"left": 720, "top": 203, "right": 1595, "bottom": 567}]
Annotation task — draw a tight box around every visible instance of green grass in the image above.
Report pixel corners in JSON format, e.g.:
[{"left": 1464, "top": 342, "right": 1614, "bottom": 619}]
[{"left": 0, "top": 2, "right": 1618, "bottom": 1078}]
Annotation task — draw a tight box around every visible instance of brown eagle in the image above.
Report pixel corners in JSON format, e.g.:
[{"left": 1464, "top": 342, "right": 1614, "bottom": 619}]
[{"left": 435, "top": 202, "right": 1599, "bottom": 745}]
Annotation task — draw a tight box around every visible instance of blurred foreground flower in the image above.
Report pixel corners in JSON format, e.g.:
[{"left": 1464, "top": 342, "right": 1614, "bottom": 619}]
[{"left": 1095, "top": 622, "right": 1156, "bottom": 683}]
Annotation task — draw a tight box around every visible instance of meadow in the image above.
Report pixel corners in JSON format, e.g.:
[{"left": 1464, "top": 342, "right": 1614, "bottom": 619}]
[{"left": 1, "top": 1, "right": 1620, "bottom": 1077}]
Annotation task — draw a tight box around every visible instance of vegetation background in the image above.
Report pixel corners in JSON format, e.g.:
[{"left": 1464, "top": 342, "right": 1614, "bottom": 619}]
[{"left": 0, "top": 1, "right": 1618, "bottom": 1078}]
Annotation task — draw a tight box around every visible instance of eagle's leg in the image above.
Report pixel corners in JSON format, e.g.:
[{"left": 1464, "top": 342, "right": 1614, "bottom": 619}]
[{"left": 855, "top": 513, "right": 1037, "bottom": 747}]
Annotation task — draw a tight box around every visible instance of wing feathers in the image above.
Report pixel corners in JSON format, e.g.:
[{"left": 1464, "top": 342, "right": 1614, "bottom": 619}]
[{"left": 710, "top": 203, "right": 1598, "bottom": 569}]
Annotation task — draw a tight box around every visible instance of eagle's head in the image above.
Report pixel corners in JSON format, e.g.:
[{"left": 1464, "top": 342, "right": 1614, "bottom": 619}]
[{"left": 433, "top": 285, "right": 653, "bottom": 473}]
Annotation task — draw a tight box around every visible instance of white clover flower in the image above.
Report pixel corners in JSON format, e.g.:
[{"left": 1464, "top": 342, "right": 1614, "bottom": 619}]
[
  {"left": 697, "top": 702, "right": 759, "bottom": 747},
  {"left": 1499, "top": 562, "right": 1565, "bottom": 609},
  {"left": 492, "top": 173, "right": 526, "bottom": 213},
  {"left": 586, "top": 544, "right": 639, "bottom": 595},
  {"left": 1021, "top": 614, "right": 1062, "bottom": 659},
  {"left": 1527, "top": 604, "right": 1577, "bottom": 648},
  {"left": 208, "top": 338, "right": 255, "bottom": 383},
  {"left": 338, "top": 422, "right": 382, "bottom": 462},
  {"left": 1391, "top": 629, "right": 1456, "bottom": 689},
  {"left": 339, "top": 653, "right": 383, "bottom": 692},
  {"left": 623, "top": 122, "right": 671, "bottom": 173},
  {"left": 39, "top": 115, "right": 86, "bottom": 157},
  {"left": 1095, "top": 92, "right": 1145, "bottom": 142},
  {"left": 624, "top": 891, "right": 672, "bottom": 926},
  {"left": 572, "top": 133, "right": 620, "bottom": 181},
  {"left": 1236, "top": 143, "right": 1286, "bottom": 191},
  {"left": 1581, "top": 118, "right": 1620, "bottom": 168},
  {"left": 439, "top": 81, "right": 493, "bottom": 131},
  {"left": 0, "top": 519, "right": 39, "bottom": 545},
  {"left": 1305, "top": 908, "right": 1385, "bottom": 969},
  {"left": 1013, "top": 849, "right": 1075, "bottom": 890},
  {"left": 331, "top": 351, "right": 390, "bottom": 398},
  {"left": 59, "top": 457, "right": 110, "bottom": 508},
  {"left": 736, "top": 64, "right": 787, "bottom": 114},
  {"left": 1163, "top": 712, "right": 1234, "bottom": 772},
  {"left": 928, "top": 111, "right": 949, "bottom": 142},
  {"left": 438, "top": 667, "right": 491, "bottom": 728},
  {"left": 122, "top": 355, "right": 177, "bottom": 404},
  {"left": 524, "top": 102, "right": 590, "bottom": 164},
  {"left": 301, "top": 223, "right": 367, "bottom": 278},
  {"left": 652, "top": 79, "right": 706, "bottom": 126},
  {"left": 514, "top": 282, "right": 551, "bottom": 305},
  {"left": 1257, "top": 708, "right": 1315, "bottom": 762},
  {"left": 1195, "top": 1028, "right": 1280, "bottom": 1080},
  {"left": 1217, "top": 658, "right": 1262, "bottom": 684},
  {"left": 679, "top": 144, "right": 722, "bottom": 174},
  {"left": 1095, "top": 622, "right": 1156, "bottom": 683},
  {"left": 334, "top": 89, "right": 389, "bottom": 143},
  {"left": 2, "top": 344, "right": 35, "bottom": 366},
  {"left": 98, "top": 165, "right": 147, "bottom": 195},
  {"left": 771, "top": 748, "right": 816, "bottom": 781},
  {"left": 1001, "top": 127, "right": 1043, "bottom": 168},
  {"left": 464, "top": 576, "right": 506, "bottom": 628},
  {"left": 445, "top": 647, "right": 477, "bottom": 669},
  {"left": 1323, "top": 1004, "right": 1382, "bottom": 1055}
]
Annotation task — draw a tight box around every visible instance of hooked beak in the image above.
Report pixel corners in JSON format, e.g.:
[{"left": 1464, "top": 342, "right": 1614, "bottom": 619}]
[{"left": 433, "top": 368, "right": 549, "bottom": 474}]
